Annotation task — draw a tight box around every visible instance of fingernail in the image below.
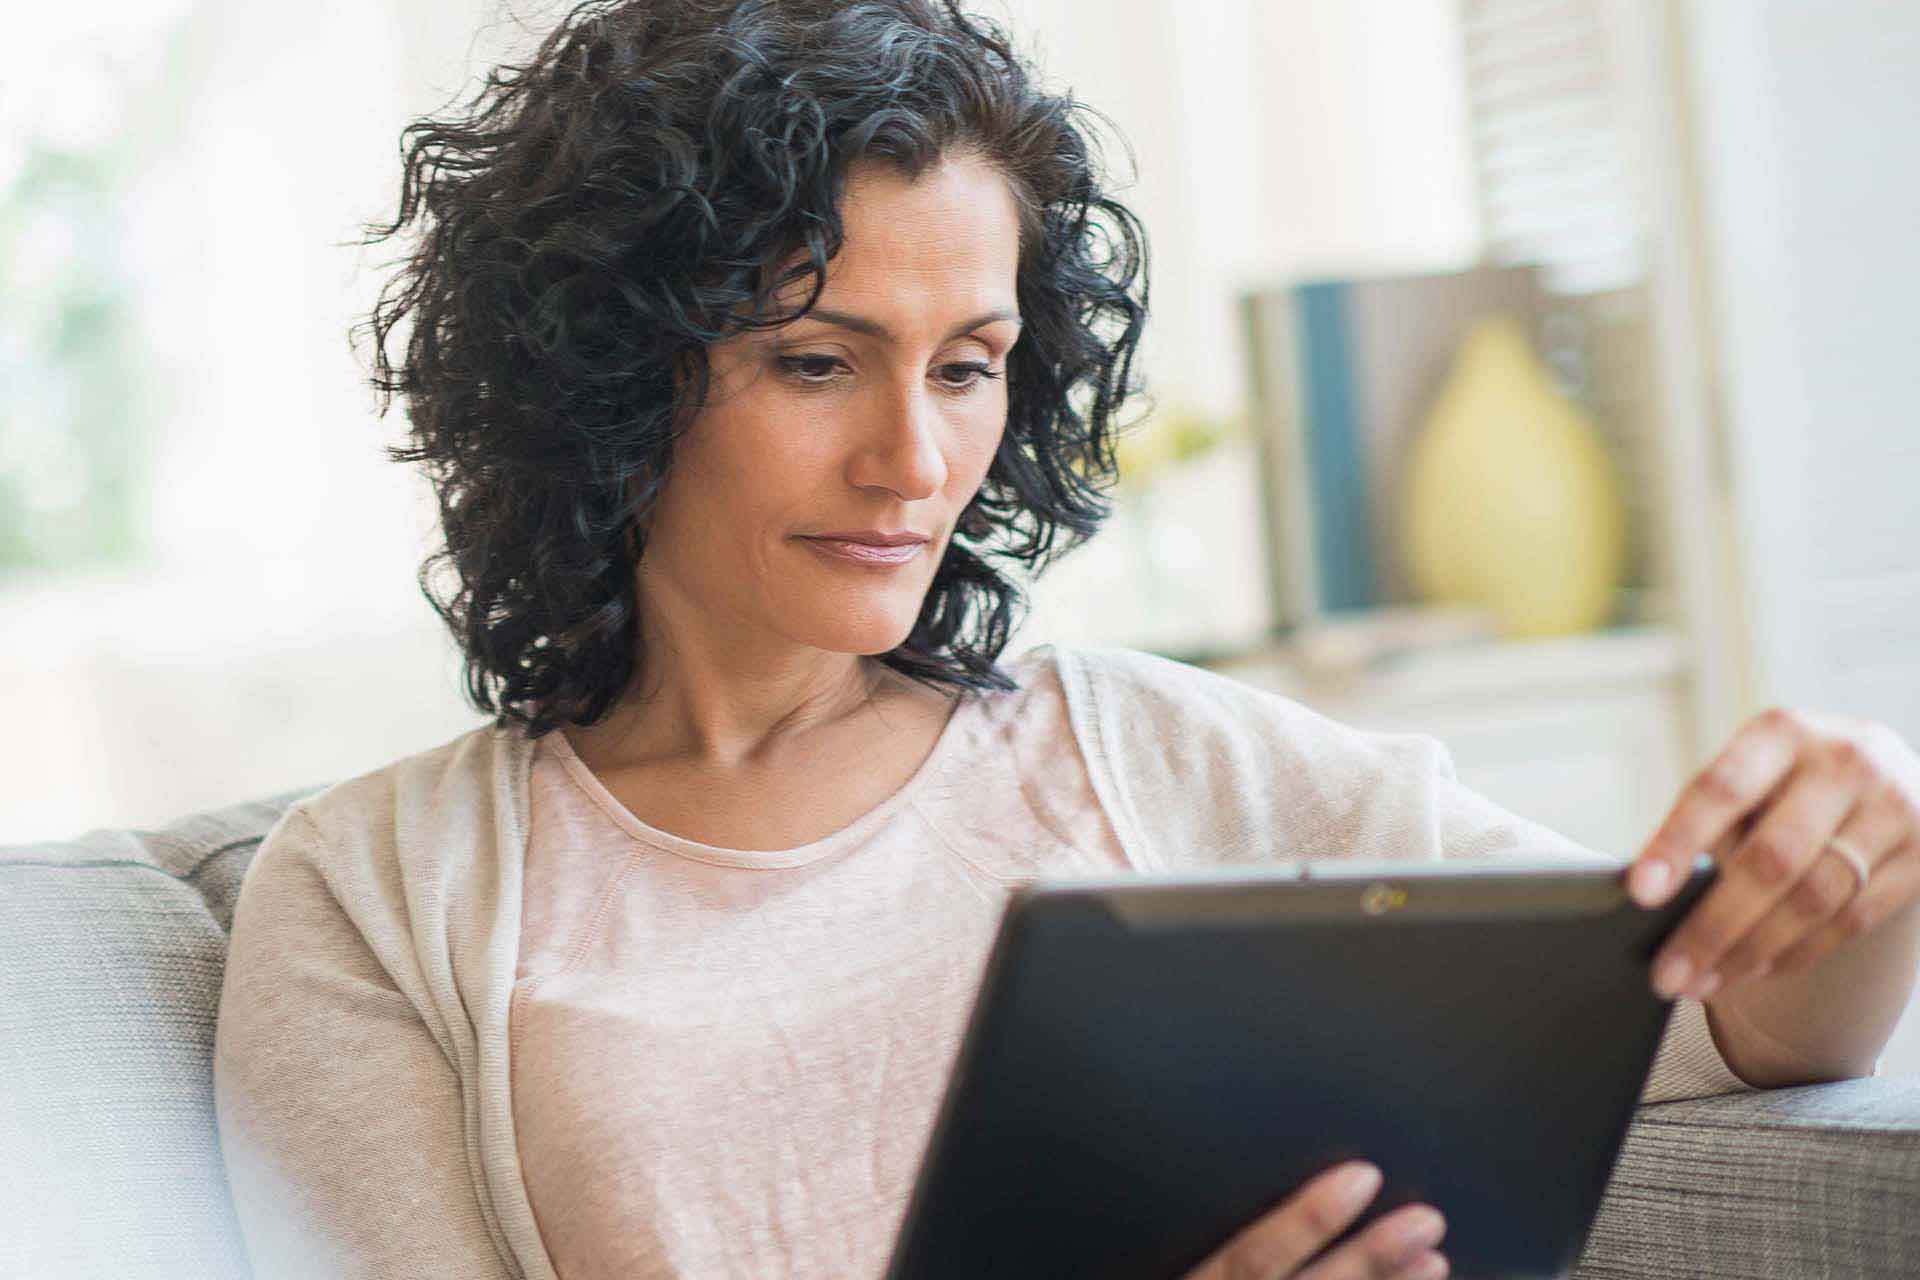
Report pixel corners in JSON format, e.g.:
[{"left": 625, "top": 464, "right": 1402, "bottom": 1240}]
[
  {"left": 1395, "top": 1207, "right": 1446, "bottom": 1248},
  {"left": 1632, "top": 862, "right": 1672, "bottom": 906},
  {"left": 1654, "top": 954, "right": 1692, "bottom": 998},
  {"left": 1335, "top": 1163, "right": 1382, "bottom": 1209}
]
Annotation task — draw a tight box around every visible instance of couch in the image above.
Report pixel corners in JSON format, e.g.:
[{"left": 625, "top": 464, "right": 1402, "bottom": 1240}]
[{"left": 4, "top": 790, "right": 1919, "bottom": 1279}]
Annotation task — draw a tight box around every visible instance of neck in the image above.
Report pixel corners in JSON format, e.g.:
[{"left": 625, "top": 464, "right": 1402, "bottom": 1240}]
[{"left": 568, "top": 587, "right": 906, "bottom": 775}]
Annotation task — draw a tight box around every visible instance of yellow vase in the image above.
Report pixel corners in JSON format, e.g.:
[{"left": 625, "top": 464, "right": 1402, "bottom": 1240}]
[{"left": 1401, "top": 314, "right": 1628, "bottom": 638}]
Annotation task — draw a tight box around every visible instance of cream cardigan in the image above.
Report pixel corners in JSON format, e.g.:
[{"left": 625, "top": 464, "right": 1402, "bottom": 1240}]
[{"left": 212, "top": 644, "right": 1750, "bottom": 1279}]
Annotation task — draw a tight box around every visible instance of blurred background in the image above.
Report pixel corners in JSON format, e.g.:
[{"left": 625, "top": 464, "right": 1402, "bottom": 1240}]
[{"left": 3, "top": 1, "right": 1916, "bottom": 1070}]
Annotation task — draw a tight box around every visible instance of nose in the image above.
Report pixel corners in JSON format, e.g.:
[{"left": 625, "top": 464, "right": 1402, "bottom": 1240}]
[{"left": 849, "top": 377, "right": 948, "bottom": 502}]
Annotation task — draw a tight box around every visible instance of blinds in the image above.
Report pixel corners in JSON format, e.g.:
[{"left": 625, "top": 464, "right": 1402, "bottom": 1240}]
[{"left": 1460, "top": 0, "right": 1641, "bottom": 296}]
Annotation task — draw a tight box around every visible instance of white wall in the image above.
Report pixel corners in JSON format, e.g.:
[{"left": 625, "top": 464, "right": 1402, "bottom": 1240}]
[
  {"left": 1682, "top": 0, "right": 1920, "bottom": 740},
  {"left": 1680, "top": 0, "right": 1920, "bottom": 1077}
]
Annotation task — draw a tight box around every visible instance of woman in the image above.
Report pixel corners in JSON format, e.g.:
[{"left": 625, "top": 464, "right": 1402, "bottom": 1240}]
[{"left": 213, "top": 2, "right": 1920, "bottom": 1278}]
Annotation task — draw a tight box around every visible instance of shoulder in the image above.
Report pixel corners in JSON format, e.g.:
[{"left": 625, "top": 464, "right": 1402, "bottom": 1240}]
[
  {"left": 1051, "top": 642, "right": 1320, "bottom": 731},
  {"left": 286, "top": 722, "right": 511, "bottom": 844},
  {"left": 247, "top": 721, "right": 524, "bottom": 907},
  {"left": 1043, "top": 644, "right": 1464, "bottom": 868},
  {"left": 1026, "top": 642, "right": 1255, "bottom": 726},
  {"left": 1050, "top": 643, "right": 1448, "bottom": 779}
]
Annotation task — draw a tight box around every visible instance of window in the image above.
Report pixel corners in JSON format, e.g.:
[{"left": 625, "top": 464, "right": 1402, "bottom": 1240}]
[{"left": 0, "top": 11, "right": 184, "bottom": 573}]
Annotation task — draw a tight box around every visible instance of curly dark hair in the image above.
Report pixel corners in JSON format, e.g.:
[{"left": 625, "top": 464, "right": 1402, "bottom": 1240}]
[{"left": 355, "top": 0, "right": 1151, "bottom": 736}]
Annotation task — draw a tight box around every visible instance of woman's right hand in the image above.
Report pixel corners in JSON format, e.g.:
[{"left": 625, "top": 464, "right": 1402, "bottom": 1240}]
[{"left": 1180, "top": 1161, "right": 1449, "bottom": 1279}]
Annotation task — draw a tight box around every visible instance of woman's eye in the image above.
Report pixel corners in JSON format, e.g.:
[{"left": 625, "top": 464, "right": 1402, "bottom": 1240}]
[
  {"left": 937, "top": 362, "right": 1002, "bottom": 392},
  {"left": 776, "top": 354, "right": 846, "bottom": 384}
]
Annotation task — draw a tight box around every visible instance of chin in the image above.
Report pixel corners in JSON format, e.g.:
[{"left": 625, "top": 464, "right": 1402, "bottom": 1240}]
[
  {"left": 816, "top": 621, "right": 921, "bottom": 657},
  {"left": 789, "top": 599, "right": 922, "bottom": 657},
  {"left": 780, "top": 547, "right": 939, "bottom": 654}
]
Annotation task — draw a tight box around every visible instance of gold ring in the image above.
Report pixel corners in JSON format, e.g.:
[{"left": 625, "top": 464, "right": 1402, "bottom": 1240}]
[{"left": 1825, "top": 834, "right": 1874, "bottom": 898}]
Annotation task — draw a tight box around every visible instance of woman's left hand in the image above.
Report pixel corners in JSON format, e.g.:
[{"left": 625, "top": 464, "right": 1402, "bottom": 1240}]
[{"left": 1627, "top": 707, "right": 1920, "bottom": 1002}]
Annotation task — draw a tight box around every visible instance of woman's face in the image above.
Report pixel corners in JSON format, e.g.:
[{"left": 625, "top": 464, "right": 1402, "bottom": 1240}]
[{"left": 638, "top": 151, "right": 1024, "bottom": 662}]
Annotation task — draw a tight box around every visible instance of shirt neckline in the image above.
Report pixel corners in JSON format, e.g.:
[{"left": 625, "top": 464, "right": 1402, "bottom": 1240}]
[{"left": 542, "top": 677, "right": 982, "bottom": 870}]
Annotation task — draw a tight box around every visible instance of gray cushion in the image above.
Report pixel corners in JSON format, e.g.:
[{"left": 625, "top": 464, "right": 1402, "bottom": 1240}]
[
  {"left": 1576, "top": 1077, "right": 1920, "bottom": 1277},
  {"left": 1, "top": 789, "right": 321, "bottom": 1280}
]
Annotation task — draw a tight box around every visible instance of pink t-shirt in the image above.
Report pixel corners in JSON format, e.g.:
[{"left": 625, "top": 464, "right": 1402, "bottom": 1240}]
[
  {"left": 509, "top": 647, "right": 1120, "bottom": 1278},
  {"left": 505, "top": 645, "right": 1744, "bottom": 1279}
]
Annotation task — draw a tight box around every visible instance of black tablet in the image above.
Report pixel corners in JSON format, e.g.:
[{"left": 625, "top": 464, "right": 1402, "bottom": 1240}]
[{"left": 883, "top": 853, "right": 1716, "bottom": 1280}]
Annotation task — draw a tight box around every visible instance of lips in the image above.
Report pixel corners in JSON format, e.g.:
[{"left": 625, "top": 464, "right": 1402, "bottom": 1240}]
[
  {"left": 798, "top": 533, "right": 933, "bottom": 568},
  {"left": 801, "top": 531, "right": 931, "bottom": 547}
]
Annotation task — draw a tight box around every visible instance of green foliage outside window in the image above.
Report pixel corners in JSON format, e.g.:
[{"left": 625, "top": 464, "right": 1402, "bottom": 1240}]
[{"left": 0, "top": 141, "right": 149, "bottom": 574}]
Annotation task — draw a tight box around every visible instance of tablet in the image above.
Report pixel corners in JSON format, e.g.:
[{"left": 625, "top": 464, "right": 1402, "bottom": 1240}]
[{"left": 883, "top": 853, "right": 1716, "bottom": 1280}]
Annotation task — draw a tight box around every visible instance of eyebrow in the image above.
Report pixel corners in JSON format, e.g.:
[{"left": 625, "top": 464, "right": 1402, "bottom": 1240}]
[{"left": 791, "top": 306, "right": 1023, "bottom": 345}]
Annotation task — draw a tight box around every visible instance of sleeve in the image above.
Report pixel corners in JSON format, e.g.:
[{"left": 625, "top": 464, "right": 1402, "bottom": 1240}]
[
  {"left": 1421, "top": 739, "right": 1758, "bottom": 1103},
  {"left": 213, "top": 808, "right": 518, "bottom": 1280}
]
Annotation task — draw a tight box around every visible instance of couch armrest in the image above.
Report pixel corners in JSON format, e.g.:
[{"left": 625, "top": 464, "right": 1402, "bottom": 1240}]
[{"left": 1574, "top": 1077, "right": 1920, "bottom": 1278}]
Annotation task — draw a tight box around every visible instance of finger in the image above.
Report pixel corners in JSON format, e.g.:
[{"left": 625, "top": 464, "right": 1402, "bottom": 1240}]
[
  {"left": 1771, "top": 839, "right": 1920, "bottom": 974},
  {"left": 1294, "top": 1207, "right": 1448, "bottom": 1280},
  {"left": 1709, "top": 848, "right": 1862, "bottom": 992},
  {"left": 1185, "top": 1162, "right": 1380, "bottom": 1280},
  {"left": 1651, "top": 759, "right": 1859, "bottom": 999},
  {"left": 1713, "top": 786, "right": 1907, "bottom": 988},
  {"left": 1629, "top": 709, "right": 1805, "bottom": 909}
]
